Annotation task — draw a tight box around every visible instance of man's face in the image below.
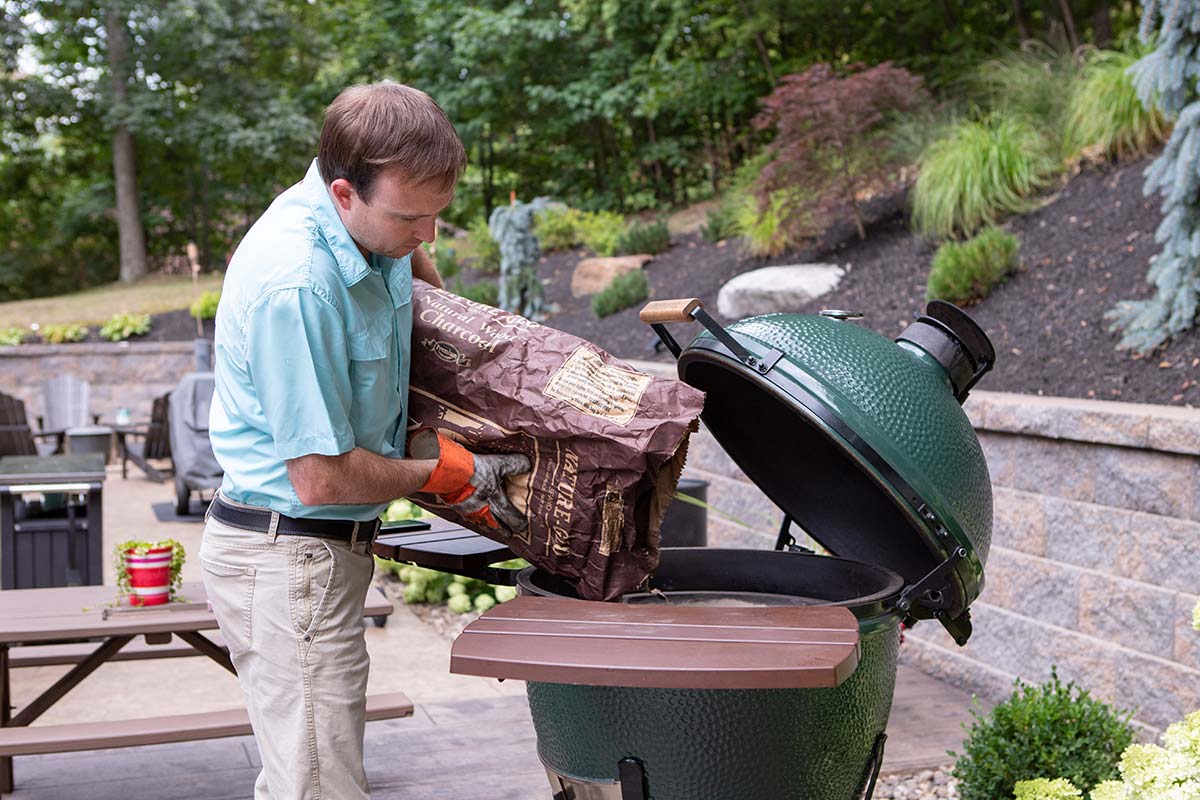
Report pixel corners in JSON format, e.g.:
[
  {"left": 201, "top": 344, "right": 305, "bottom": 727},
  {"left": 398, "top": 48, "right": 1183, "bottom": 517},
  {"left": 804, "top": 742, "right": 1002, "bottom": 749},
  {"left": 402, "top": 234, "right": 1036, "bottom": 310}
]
[{"left": 329, "top": 165, "right": 455, "bottom": 260}]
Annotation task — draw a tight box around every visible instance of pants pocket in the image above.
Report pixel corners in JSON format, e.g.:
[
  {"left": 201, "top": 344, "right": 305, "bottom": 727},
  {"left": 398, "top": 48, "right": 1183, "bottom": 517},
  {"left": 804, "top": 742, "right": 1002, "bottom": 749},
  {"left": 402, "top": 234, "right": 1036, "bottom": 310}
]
[
  {"left": 200, "top": 554, "right": 256, "bottom": 656},
  {"left": 292, "top": 541, "right": 336, "bottom": 637}
]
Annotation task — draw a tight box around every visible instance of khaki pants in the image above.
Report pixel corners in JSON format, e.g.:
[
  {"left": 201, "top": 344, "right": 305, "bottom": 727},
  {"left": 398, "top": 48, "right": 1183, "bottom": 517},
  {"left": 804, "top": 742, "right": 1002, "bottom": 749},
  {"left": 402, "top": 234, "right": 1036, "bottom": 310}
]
[{"left": 200, "top": 510, "right": 376, "bottom": 799}]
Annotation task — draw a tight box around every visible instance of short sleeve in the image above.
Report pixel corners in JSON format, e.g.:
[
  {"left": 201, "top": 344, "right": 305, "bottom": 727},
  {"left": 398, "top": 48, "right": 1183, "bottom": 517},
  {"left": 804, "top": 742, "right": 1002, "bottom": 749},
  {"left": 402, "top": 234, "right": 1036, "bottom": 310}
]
[{"left": 244, "top": 288, "right": 356, "bottom": 460}]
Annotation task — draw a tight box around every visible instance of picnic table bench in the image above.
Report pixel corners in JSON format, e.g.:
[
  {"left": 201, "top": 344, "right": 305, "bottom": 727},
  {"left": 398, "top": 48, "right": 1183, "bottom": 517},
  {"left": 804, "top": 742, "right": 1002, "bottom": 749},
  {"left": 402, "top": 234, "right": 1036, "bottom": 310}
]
[{"left": 0, "top": 581, "right": 409, "bottom": 795}]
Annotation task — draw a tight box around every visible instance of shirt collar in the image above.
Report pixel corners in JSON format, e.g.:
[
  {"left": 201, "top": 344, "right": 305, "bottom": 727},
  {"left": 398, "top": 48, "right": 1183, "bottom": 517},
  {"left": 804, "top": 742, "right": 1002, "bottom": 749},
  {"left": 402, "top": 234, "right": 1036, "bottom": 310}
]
[{"left": 303, "top": 158, "right": 374, "bottom": 287}]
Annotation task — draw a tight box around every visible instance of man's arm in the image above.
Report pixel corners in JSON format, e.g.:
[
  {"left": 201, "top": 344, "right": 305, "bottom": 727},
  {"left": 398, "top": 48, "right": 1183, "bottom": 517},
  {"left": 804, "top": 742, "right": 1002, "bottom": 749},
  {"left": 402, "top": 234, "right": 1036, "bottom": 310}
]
[
  {"left": 287, "top": 449, "right": 437, "bottom": 506},
  {"left": 411, "top": 245, "right": 442, "bottom": 288}
]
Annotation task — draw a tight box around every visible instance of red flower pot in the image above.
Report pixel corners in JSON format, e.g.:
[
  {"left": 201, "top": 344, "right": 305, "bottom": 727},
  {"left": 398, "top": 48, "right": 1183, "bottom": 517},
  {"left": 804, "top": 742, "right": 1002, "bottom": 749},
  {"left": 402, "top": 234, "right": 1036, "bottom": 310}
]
[{"left": 124, "top": 545, "right": 174, "bottom": 606}]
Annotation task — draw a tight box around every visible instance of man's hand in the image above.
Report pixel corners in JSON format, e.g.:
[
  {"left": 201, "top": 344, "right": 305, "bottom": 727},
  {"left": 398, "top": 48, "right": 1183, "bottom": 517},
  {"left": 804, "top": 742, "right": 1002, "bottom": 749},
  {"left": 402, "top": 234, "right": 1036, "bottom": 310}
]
[{"left": 409, "top": 428, "right": 531, "bottom": 532}]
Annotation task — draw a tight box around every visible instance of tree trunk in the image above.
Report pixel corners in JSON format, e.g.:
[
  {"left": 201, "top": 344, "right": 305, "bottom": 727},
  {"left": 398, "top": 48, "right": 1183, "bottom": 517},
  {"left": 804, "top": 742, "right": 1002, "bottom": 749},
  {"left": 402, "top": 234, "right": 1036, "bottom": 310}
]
[
  {"left": 1012, "top": 0, "right": 1030, "bottom": 40},
  {"left": 1091, "top": 1, "right": 1113, "bottom": 46},
  {"left": 735, "top": 0, "right": 775, "bottom": 86},
  {"left": 1056, "top": 0, "right": 1080, "bottom": 49},
  {"left": 645, "top": 118, "right": 666, "bottom": 203},
  {"left": 480, "top": 131, "right": 496, "bottom": 221},
  {"left": 106, "top": 7, "right": 147, "bottom": 284}
]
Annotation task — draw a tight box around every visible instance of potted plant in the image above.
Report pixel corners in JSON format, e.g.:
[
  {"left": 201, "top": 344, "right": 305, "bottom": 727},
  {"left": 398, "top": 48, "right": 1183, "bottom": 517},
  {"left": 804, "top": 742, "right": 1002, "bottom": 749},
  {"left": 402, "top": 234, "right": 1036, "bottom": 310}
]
[{"left": 114, "top": 539, "right": 186, "bottom": 606}]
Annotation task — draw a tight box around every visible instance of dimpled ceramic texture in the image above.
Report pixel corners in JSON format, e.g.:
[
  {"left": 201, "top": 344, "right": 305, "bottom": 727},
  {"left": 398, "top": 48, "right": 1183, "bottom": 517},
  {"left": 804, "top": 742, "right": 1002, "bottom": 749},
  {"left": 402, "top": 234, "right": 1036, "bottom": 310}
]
[
  {"left": 697, "top": 313, "right": 992, "bottom": 591},
  {"left": 526, "top": 615, "right": 901, "bottom": 800}
]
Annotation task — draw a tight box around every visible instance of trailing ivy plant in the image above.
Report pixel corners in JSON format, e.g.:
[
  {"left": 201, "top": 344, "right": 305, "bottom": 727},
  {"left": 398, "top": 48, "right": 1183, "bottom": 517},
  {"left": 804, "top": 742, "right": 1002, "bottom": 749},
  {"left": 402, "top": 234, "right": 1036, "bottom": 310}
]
[{"left": 112, "top": 539, "right": 187, "bottom": 603}]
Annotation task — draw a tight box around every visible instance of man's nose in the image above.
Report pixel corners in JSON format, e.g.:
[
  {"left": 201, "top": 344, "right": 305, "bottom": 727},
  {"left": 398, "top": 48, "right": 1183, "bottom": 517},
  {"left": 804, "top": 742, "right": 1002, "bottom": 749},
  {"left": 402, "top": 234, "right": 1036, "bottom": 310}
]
[{"left": 418, "top": 217, "right": 437, "bottom": 243}]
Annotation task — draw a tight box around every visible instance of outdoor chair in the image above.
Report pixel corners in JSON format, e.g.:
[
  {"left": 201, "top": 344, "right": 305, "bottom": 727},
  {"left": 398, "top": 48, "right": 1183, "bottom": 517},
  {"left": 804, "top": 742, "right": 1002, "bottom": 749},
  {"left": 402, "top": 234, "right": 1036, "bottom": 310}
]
[
  {"left": 119, "top": 392, "right": 173, "bottom": 482},
  {"left": 37, "top": 376, "right": 100, "bottom": 454},
  {"left": 0, "top": 391, "right": 59, "bottom": 457}
]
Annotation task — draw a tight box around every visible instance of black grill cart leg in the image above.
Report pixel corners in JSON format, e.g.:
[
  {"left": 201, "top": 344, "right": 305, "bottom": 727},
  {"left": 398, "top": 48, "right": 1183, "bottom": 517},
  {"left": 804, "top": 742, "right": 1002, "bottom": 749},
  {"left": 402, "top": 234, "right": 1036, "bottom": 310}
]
[{"left": 860, "top": 732, "right": 888, "bottom": 799}]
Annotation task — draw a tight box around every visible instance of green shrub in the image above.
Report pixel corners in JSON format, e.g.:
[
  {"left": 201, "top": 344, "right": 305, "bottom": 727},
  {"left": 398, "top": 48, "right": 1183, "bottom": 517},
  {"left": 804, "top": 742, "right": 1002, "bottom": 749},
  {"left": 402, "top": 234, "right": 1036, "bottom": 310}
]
[
  {"left": 952, "top": 668, "right": 1134, "bottom": 800},
  {"left": 616, "top": 219, "right": 670, "bottom": 255},
  {"left": 0, "top": 327, "right": 26, "bottom": 346},
  {"left": 591, "top": 269, "right": 648, "bottom": 318},
  {"left": 467, "top": 217, "right": 501, "bottom": 274},
  {"left": 577, "top": 210, "right": 625, "bottom": 257},
  {"left": 701, "top": 196, "right": 741, "bottom": 243},
  {"left": 41, "top": 323, "right": 87, "bottom": 344},
  {"left": 100, "top": 312, "right": 151, "bottom": 342},
  {"left": 927, "top": 227, "right": 1020, "bottom": 305},
  {"left": 534, "top": 206, "right": 585, "bottom": 251},
  {"left": 912, "top": 113, "right": 1059, "bottom": 239},
  {"left": 735, "top": 191, "right": 793, "bottom": 257},
  {"left": 969, "top": 41, "right": 1081, "bottom": 141},
  {"left": 189, "top": 290, "right": 221, "bottom": 321},
  {"left": 434, "top": 244, "right": 461, "bottom": 280},
  {"left": 1064, "top": 47, "right": 1168, "bottom": 162},
  {"left": 452, "top": 278, "right": 499, "bottom": 307}
]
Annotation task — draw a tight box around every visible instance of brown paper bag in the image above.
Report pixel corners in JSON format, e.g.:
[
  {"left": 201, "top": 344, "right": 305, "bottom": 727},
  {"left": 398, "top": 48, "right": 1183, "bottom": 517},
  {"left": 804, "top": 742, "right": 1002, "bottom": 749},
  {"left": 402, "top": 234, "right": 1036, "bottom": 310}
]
[{"left": 406, "top": 280, "right": 705, "bottom": 600}]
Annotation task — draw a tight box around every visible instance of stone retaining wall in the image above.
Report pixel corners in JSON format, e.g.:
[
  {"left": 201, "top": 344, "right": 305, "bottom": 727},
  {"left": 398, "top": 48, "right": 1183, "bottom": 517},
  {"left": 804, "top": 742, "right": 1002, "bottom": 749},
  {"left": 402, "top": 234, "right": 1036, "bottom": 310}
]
[
  {"left": 675, "top": 383, "right": 1200, "bottom": 733},
  {"left": 0, "top": 342, "right": 199, "bottom": 424}
]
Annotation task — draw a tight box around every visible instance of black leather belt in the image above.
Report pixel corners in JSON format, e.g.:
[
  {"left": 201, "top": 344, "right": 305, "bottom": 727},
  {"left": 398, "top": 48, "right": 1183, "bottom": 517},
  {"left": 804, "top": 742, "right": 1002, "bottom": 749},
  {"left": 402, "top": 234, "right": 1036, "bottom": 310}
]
[{"left": 210, "top": 497, "right": 381, "bottom": 542}]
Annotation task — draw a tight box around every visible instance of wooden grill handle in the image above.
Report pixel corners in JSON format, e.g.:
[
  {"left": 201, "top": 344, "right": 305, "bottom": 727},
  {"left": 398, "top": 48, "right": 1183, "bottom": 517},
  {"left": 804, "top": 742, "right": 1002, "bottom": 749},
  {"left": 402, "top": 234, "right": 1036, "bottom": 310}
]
[{"left": 639, "top": 298, "right": 702, "bottom": 324}]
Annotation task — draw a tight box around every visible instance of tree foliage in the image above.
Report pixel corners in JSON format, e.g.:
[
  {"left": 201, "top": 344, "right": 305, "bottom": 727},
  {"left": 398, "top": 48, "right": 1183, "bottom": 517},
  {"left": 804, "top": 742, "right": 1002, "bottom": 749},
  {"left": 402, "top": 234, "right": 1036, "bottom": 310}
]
[
  {"left": 0, "top": 0, "right": 1135, "bottom": 302},
  {"left": 754, "top": 62, "right": 926, "bottom": 243},
  {"left": 1106, "top": 0, "right": 1200, "bottom": 352}
]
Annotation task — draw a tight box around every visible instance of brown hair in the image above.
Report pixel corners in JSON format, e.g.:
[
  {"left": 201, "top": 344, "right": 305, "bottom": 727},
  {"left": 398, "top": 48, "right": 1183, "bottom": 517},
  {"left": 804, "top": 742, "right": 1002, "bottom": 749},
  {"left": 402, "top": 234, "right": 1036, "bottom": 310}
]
[{"left": 318, "top": 82, "right": 467, "bottom": 200}]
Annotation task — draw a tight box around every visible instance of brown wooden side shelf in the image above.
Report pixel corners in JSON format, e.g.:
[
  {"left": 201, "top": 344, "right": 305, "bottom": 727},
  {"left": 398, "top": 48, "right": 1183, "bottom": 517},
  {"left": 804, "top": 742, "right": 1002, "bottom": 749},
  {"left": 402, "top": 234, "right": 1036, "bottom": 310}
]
[
  {"left": 450, "top": 596, "right": 861, "bottom": 690},
  {"left": 373, "top": 517, "right": 518, "bottom": 584}
]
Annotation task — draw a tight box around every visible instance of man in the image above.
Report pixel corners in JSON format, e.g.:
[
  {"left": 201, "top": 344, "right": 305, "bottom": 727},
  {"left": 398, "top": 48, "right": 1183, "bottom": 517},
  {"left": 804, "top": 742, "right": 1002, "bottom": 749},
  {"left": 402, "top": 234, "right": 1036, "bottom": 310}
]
[{"left": 201, "top": 82, "right": 530, "bottom": 799}]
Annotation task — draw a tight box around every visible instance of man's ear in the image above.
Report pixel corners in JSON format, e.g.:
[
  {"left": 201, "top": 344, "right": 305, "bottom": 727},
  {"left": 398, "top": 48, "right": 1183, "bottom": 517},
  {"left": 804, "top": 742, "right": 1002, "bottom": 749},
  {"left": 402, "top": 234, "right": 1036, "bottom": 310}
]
[{"left": 329, "top": 178, "right": 356, "bottom": 211}]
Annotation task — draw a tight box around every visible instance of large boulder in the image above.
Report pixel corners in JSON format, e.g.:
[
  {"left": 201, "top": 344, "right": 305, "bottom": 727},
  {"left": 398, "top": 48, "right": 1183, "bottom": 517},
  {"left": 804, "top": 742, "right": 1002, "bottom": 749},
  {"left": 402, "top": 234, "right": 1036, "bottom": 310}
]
[
  {"left": 570, "top": 254, "right": 654, "bottom": 298},
  {"left": 716, "top": 264, "right": 845, "bottom": 318}
]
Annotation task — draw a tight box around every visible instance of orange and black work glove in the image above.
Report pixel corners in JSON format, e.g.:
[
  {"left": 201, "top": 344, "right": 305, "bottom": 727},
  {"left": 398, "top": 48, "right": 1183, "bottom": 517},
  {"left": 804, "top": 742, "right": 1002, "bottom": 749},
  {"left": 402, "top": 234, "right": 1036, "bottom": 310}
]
[{"left": 409, "top": 428, "right": 531, "bottom": 532}]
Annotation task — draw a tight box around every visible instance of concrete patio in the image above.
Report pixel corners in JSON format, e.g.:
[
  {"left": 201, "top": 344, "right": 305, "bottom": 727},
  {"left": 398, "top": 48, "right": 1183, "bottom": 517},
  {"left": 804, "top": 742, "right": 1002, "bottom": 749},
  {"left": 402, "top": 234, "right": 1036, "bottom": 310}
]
[{"left": 3, "top": 462, "right": 986, "bottom": 799}]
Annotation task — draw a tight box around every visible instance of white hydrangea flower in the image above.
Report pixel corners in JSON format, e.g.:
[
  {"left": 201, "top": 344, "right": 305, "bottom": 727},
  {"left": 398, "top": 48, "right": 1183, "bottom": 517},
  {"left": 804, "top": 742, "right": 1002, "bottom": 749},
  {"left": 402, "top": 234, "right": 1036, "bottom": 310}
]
[
  {"left": 1014, "top": 778, "right": 1083, "bottom": 800},
  {"left": 1089, "top": 780, "right": 1129, "bottom": 800}
]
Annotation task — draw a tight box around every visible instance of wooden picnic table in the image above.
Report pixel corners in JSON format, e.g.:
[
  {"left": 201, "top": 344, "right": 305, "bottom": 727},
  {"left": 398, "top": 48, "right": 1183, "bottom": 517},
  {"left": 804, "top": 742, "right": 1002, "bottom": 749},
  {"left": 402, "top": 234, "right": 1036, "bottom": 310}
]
[{"left": 0, "top": 580, "right": 394, "bottom": 793}]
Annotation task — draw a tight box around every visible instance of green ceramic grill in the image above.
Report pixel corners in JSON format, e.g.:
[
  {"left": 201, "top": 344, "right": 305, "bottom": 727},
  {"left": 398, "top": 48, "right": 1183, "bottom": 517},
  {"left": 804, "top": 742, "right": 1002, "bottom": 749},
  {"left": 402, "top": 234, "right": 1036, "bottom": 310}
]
[{"left": 449, "top": 297, "right": 997, "bottom": 800}]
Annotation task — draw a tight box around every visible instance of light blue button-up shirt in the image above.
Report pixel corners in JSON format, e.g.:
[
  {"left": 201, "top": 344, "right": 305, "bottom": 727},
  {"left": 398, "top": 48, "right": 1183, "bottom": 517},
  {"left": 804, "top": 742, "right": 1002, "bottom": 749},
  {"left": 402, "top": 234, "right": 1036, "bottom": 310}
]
[{"left": 210, "top": 159, "right": 413, "bottom": 520}]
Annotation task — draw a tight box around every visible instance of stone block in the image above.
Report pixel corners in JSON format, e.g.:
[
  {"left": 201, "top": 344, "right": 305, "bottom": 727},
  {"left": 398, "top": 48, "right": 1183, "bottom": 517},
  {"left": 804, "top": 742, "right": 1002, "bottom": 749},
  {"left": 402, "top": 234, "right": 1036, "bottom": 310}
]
[
  {"left": 569, "top": 254, "right": 653, "bottom": 298},
  {"left": 1174, "top": 593, "right": 1200, "bottom": 669},
  {"left": 1115, "top": 654, "right": 1200, "bottom": 732},
  {"left": 1078, "top": 573, "right": 1177, "bottom": 659},
  {"left": 899, "top": 637, "right": 1016, "bottom": 710},
  {"left": 1043, "top": 496, "right": 1126, "bottom": 573},
  {"left": 977, "top": 432, "right": 1017, "bottom": 486},
  {"left": 983, "top": 549, "right": 1079, "bottom": 628},
  {"left": 1094, "top": 447, "right": 1195, "bottom": 519},
  {"left": 684, "top": 429, "right": 744, "bottom": 480},
  {"left": 1148, "top": 414, "right": 1200, "bottom": 457},
  {"left": 975, "top": 394, "right": 1151, "bottom": 448},
  {"left": 705, "top": 517, "right": 776, "bottom": 550},
  {"left": 700, "top": 471, "right": 782, "bottom": 532},
  {"left": 716, "top": 264, "right": 844, "bottom": 318},
  {"left": 1116, "top": 513, "right": 1200, "bottom": 594},
  {"left": 992, "top": 487, "right": 1046, "bottom": 556},
  {"left": 1006, "top": 437, "right": 1096, "bottom": 503}
]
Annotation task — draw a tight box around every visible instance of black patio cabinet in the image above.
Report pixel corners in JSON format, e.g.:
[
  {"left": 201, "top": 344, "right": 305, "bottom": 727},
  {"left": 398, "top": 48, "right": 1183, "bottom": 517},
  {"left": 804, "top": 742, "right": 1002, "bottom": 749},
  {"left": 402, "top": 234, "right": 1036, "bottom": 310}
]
[{"left": 0, "top": 454, "right": 106, "bottom": 589}]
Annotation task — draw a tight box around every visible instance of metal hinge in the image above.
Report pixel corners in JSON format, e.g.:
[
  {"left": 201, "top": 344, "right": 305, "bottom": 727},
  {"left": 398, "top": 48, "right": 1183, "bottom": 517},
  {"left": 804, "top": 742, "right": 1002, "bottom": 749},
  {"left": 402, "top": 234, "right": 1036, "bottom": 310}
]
[{"left": 896, "top": 546, "right": 967, "bottom": 614}]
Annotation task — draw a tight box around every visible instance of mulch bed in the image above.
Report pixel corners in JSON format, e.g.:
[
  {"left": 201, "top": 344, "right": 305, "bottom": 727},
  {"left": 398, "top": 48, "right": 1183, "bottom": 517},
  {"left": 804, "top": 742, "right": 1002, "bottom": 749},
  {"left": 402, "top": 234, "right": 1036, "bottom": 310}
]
[
  {"left": 529, "top": 158, "right": 1199, "bottom": 407},
  {"left": 33, "top": 157, "right": 1194, "bottom": 406}
]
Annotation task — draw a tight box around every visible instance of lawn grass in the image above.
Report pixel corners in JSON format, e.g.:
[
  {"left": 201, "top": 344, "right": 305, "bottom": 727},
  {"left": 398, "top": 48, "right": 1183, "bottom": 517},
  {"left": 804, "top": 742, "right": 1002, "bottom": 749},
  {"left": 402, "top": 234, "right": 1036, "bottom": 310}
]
[{"left": 0, "top": 272, "right": 225, "bottom": 328}]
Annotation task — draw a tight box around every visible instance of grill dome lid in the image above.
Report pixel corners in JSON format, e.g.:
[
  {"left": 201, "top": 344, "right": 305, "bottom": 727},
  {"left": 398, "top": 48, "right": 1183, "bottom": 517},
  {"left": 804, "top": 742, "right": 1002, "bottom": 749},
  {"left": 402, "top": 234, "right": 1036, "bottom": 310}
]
[{"left": 642, "top": 298, "right": 996, "bottom": 644}]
